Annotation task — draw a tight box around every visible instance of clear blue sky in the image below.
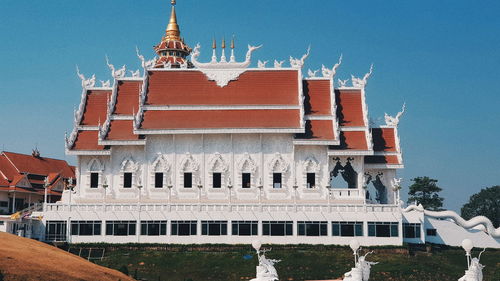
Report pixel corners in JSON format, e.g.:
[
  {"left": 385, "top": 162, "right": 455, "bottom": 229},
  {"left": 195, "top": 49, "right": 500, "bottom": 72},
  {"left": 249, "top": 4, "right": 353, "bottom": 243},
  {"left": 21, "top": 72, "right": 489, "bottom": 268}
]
[{"left": 0, "top": 0, "right": 499, "bottom": 212}]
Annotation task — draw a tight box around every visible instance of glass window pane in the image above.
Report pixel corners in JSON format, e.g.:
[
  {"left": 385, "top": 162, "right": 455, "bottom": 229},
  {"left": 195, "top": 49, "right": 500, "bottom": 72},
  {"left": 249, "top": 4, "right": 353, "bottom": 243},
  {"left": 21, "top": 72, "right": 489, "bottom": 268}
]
[
  {"left": 155, "top": 173, "right": 163, "bottom": 188},
  {"left": 184, "top": 173, "right": 192, "bottom": 188},
  {"left": 242, "top": 173, "right": 251, "bottom": 188},
  {"left": 213, "top": 173, "right": 222, "bottom": 188},
  {"left": 124, "top": 173, "right": 132, "bottom": 188}
]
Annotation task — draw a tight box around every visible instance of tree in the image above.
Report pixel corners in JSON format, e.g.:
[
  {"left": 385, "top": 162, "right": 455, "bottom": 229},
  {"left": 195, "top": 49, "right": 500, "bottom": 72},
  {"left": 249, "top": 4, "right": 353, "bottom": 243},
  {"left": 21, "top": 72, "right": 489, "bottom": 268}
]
[
  {"left": 407, "top": 177, "right": 444, "bottom": 211},
  {"left": 461, "top": 185, "right": 500, "bottom": 228}
]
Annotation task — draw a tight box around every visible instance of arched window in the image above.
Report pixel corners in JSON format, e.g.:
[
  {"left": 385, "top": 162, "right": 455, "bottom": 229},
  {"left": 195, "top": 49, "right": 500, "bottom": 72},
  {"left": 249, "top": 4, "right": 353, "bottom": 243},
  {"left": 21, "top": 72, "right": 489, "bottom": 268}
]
[
  {"left": 179, "top": 153, "right": 200, "bottom": 188},
  {"left": 208, "top": 153, "right": 228, "bottom": 188},
  {"left": 120, "top": 157, "right": 139, "bottom": 189},
  {"left": 151, "top": 154, "right": 170, "bottom": 188},
  {"left": 330, "top": 158, "right": 358, "bottom": 189},
  {"left": 268, "top": 153, "right": 289, "bottom": 189},
  {"left": 303, "top": 157, "right": 320, "bottom": 189},
  {"left": 87, "top": 158, "right": 104, "bottom": 189},
  {"left": 237, "top": 153, "right": 257, "bottom": 188},
  {"left": 365, "top": 172, "right": 387, "bottom": 204}
]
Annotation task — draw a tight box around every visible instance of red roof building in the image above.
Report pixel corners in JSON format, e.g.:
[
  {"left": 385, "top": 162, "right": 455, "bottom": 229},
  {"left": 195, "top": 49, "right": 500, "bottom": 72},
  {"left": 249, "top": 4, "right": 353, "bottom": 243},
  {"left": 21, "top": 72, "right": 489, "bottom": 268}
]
[{"left": 0, "top": 150, "right": 75, "bottom": 214}]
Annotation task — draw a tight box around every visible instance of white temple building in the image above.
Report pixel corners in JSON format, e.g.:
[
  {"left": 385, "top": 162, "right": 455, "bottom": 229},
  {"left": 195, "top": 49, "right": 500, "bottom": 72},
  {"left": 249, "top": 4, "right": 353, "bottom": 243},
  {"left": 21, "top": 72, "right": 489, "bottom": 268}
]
[{"left": 22, "top": 1, "right": 498, "bottom": 248}]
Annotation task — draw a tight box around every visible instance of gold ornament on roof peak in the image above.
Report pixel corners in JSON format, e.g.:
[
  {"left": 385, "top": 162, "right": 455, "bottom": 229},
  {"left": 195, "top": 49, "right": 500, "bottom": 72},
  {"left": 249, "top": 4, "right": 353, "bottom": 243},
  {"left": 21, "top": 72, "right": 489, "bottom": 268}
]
[
  {"left": 165, "top": 0, "right": 180, "bottom": 40},
  {"left": 221, "top": 37, "right": 226, "bottom": 49},
  {"left": 231, "top": 36, "right": 235, "bottom": 49}
]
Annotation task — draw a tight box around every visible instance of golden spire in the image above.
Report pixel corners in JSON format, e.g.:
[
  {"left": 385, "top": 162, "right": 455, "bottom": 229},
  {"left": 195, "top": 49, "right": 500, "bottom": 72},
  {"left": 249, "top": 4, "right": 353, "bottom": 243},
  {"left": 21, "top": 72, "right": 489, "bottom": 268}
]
[
  {"left": 230, "top": 36, "right": 235, "bottom": 49},
  {"left": 221, "top": 37, "right": 226, "bottom": 49},
  {"left": 212, "top": 37, "right": 216, "bottom": 49},
  {"left": 165, "top": 0, "right": 180, "bottom": 40}
]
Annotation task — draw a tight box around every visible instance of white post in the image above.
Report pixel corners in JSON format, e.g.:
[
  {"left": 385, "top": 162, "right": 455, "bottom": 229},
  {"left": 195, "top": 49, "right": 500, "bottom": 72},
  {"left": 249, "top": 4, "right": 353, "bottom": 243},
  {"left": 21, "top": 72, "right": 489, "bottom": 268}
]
[{"left": 43, "top": 177, "right": 49, "bottom": 212}]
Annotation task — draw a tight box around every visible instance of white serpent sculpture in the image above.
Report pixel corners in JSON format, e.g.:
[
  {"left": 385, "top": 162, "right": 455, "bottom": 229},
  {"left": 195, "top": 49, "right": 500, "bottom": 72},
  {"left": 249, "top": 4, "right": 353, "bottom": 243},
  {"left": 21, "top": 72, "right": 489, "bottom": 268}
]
[{"left": 403, "top": 204, "right": 500, "bottom": 238}]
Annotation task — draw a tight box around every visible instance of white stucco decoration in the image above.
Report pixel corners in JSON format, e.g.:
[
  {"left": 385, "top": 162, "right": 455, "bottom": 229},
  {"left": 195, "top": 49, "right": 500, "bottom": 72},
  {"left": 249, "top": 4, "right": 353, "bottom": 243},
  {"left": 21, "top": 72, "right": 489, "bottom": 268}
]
[
  {"left": 268, "top": 153, "right": 289, "bottom": 173},
  {"left": 289, "top": 46, "right": 310, "bottom": 69},
  {"left": 130, "top": 69, "right": 141, "bottom": 78},
  {"left": 100, "top": 80, "right": 111, "bottom": 88},
  {"left": 351, "top": 64, "right": 373, "bottom": 88},
  {"left": 338, "top": 79, "right": 349, "bottom": 88},
  {"left": 208, "top": 153, "right": 229, "bottom": 172},
  {"left": 257, "top": 60, "right": 268, "bottom": 68},
  {"left": 136, "top": 47, "right": 156, "bottom": 71},
  {"left": 273, "top": 60, "right": 284, "bottom": 68},
  {"left": 321, "top": 54, "right": 342, "bottom": 79},
  {"left": 238, "top": 153, "right": 257, "bottom": 172},
  {"left": 180, "top": 153, "right": 200, "bottom": 172},
  {"left": 307, "top": 69, "right": 318, "bottom": 78},
  {"left": 343, "top": 250, "right": 378, "bottom": 281},
  {"left": 76, "top": 66, "right": 96, "bottom": 89},
  {"left": 384, "top": 103, "right": 406, "bottom": 127},
  {"left": 391, "top": 177, "right": 402, "bottom": 191},
  {"left": 404, "top": 204, "right": 500, "bottom": 238},
  {"left": 87, "top": 158, "right": 104, "bottom": 172},
  {"left": 190, "top": 43, "right": 262, "bottom": 87},
  {"left": 106, "top": 56, "right": 126, "bottom": 79},
  {"left": 303, "top": 157, "right": 320, "bottom": 173},
  {"left": 151, "top": 154, "right": 170, "bottom": 172},
  {"left": 120, "top": 157, "right": 139, "bottom": 172}
]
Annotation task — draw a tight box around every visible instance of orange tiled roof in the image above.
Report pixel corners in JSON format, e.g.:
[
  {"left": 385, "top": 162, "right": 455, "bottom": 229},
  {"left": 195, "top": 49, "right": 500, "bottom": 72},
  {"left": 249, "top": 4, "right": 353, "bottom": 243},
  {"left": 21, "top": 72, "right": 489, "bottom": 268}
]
[
  {"left": 372, "top": 128, "right": 397, "bottom": 152},
  {"left": 295, "top": 120, "right": 336, "bottom": 141},
  {"left": 330, "top": 131, "right": 368, "bottom": 150},
  {"left": 365, "top": 155, "right": 401, "bottom": 165},
  {"left": 146, "top": 70, "right": 299, "bottom": 106},
  {"left": 335, "top": 89, "right": 365, "bottom": 127},
  {"left": 114, "top": 81, "right": 142, "bottom": 115},
  {"left": 106, "top": 120, "right": 141, "bottom": 141},
  {"left": 72, "top": 131, "right": 107, "bottom": 150},
  {"left": 303, "top": 80, "right": 331, "bottom": 115},
  {"left": 140, "top": 109, "right": 301, "bottom": 130},
  {"left": 80, "top": 90, "right": 111, "bottom": 126}
]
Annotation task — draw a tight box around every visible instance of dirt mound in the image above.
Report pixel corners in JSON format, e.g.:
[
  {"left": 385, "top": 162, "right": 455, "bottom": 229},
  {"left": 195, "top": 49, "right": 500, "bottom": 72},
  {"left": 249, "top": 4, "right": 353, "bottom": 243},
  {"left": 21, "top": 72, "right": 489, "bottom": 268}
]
[{"left": 0, "top": 232, "right": 134, "bottom": 281}]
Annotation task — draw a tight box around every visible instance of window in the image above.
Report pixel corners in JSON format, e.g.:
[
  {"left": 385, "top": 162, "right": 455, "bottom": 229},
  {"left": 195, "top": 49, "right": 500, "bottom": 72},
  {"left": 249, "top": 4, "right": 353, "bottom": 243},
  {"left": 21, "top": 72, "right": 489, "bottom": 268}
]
[
  {"left": 184, "top": 173, "right": 192, "bottom": 188},
  {"left": 262, "top": 221, "right": 293, "bottom": 236},
  {"left": 0, "top": 201, "right": 8, "bottom": 207},
  {"left": 298, "top": 221, "right": 327, "bottom": 236},
  {"left": 332, "top": 221, "right": 363, "bottom": 237},
  {"left": 242, "top": 173, "right": 251, "bottom": 188},
  {"left": 306, "top": 173, "right": 316, "bottom": 188},
  {"left": 105, "top": 221, "right": 136, "bottom": 236},
  {"left": 426, "top": 228, "right": 437, "bottom": 236},
  {"left": 403, "top": 223, "right": 421, "bottom": 238},
  {"left": 213, "top": 173, "right": 222, "bottom": 188},
  {"left": 155, "top": 173, "right": 164, "bottom": 188},
  {"left": 232, "top": 221, "right": 258, "bottom": 236},
  {"left": 201, "top": 221, "right": 227, "bottom": 236},
  {"left": 171, "top": 220, "right": 197, "bottom": 236},
  {"left": 45, "top": 221, "right": 67, "bottom": 242},
  {"left": 368, "top": 222, "right": 398, "bottom": 237},
  {"left": 141, "top": 221, "right": 167, "bottom": 236},
  {"left": 123, "top": 173, "right": 133, "bottom": 188},
  {"left": 90, "top": 173, "right": 99, "bottom": 188},
  {"left": 273, "top": 173, "right": 282, "bottom": 189},
  {"left": 71, "top": 221, "right": 101, "bottom": 236}
]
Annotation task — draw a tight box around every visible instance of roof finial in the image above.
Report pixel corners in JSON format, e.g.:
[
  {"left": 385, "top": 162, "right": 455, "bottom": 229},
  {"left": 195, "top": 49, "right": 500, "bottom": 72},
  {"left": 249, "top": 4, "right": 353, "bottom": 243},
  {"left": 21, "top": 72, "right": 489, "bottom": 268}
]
[
  {"left": 165, "top": 0, "right": 180, "bottom": 40},
  {"left": 230, "top": 35, "right": 235, "bottom": 49},
  {"left": 221, "top": 37, "right": 226, "bottom": 49},
  {"left": 212, "top": 37, "right": 217, "bottom": 49}
]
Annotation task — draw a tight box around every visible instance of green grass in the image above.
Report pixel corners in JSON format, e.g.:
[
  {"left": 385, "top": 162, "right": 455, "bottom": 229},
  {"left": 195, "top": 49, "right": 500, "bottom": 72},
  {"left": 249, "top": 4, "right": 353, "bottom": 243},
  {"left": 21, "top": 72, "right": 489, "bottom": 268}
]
[{"left": 73, "top": 243, "right": 500, "bottom": 281}]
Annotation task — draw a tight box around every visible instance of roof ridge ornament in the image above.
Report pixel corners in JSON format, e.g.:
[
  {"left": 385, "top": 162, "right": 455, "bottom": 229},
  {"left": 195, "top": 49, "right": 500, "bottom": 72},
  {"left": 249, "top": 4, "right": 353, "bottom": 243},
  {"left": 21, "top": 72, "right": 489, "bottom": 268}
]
[
  {"left": 307, "top": 69, "right": 319, "bottom": 78},
  {"left": 384, "top": 102, "right": 406, "bottom": 127},
  {"left": 76, "top": 66, "right": 96, "bottom": 89},
  {"left": 190, "top": 43, "right": 262, "bottom": 87},
  {"left": 289, "top": 46, "right": 310, "bottom": 68},
  {"left": 106, "top": 56, "right": 126, "bottom": 79},
  {"left": 136, "top": 47, "right": 156, "bottom": 71},
  {"left": 321, "top": 54, "right": 342, "bottom": 79},
  {"left": 274, "top": 60, "right": 284, "bottom": 68},
  {"left": 351, "top": 63, "right": 373, "bottom": 88},
  {"left": 257, "top": 60, "right": 268, "bottom": 68}
]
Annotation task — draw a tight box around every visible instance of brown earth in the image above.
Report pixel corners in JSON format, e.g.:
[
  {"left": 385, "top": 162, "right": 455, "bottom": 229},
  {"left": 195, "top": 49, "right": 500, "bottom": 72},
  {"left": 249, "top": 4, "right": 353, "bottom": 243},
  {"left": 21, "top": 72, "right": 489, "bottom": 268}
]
[{"left": 0, "top": 232, "right": 134, "bottom": 281}]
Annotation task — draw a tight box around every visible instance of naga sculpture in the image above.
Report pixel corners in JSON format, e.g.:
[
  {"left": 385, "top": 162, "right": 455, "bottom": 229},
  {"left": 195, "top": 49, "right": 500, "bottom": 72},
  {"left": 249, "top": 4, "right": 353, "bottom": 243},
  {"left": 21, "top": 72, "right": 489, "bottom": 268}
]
[
  {"left": 289, "top": 46, "right": 310, "bottom": 68},
  {"left": 384, "top": 103, "right": 406, "bottom": 126},
  {"left": 404, "top": 204, "right": 500, "bottom": 238},
  {"left": 250, "top": 240, "right": 280, "bottom": 281},
  {"left": 307, "top": 69, "right": 319, "bottom": 78},
  {"left": 258, "top": 60, "right": 268, "bottom": 68},
  {"left": 76, "top": 66, "right": 96, "bottom": 88},
  {"left": 351, "top": 64, "right": 373, "bottom": 88},
  {"left": 322, "top": 54, "right": 343, "bottom": 78},
  {"left": 106, "top": 56, "right": 126, "bottom": 79}
]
